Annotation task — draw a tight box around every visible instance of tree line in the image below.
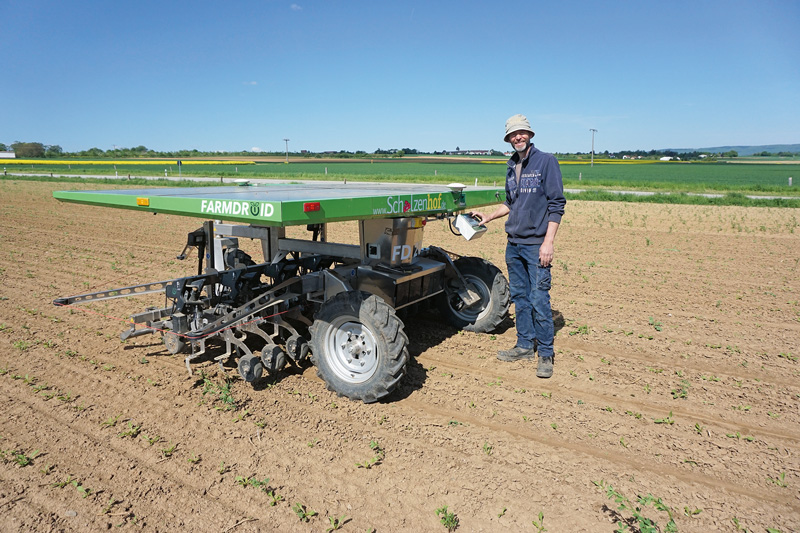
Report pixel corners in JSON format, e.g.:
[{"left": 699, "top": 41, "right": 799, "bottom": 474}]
[{"left": 2, "top": 141, "right": 797, "bottom": 160}]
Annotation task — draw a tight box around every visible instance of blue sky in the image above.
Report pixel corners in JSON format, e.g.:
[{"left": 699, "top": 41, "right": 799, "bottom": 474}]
[{"left": 3, "top": 0, "right": 798, "bottom": 154}]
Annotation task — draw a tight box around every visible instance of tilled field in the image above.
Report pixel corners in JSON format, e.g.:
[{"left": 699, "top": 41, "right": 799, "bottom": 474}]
[{"left": 0, "top": 180, "right": 798, "bottom": 532}]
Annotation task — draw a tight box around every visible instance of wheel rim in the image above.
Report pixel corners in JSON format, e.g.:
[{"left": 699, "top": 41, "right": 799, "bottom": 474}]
[
  {"left": 323, "top": 317, "right": 379, "bottom": 384},
  {"left": 447, "top": 275, "right": 491, "bottom": 322}
]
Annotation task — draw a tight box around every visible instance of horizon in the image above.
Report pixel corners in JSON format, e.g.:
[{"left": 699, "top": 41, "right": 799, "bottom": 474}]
[{"left": 3, "top": 1, "right": 798, "bottom": 154}]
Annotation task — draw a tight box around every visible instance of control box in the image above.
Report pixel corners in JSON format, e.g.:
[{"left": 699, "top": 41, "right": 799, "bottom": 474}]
[{"left": 454, "top": 214, "right": 487, "bottom": 241}]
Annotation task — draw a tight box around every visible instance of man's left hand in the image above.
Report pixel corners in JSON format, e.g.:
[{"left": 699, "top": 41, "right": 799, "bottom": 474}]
[{"left": 539, "top": 242, "right": 554, "bottom": 267}]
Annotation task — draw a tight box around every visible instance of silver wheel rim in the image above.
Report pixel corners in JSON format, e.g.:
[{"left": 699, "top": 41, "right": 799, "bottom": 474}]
[
  {"left": 448, "top": 275, "right": 490, "bottom": 322},
  {"left": 324, "top": 318, "right": 379, "bottom": 384}
]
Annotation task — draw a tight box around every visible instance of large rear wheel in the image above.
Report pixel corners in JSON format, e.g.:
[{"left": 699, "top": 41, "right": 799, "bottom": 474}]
[
  {"left": 310, "top": 291, "right": 409, "bottom": 403},
  {"left": 436, "top": 257, "right": 510, "bottom": 333}
]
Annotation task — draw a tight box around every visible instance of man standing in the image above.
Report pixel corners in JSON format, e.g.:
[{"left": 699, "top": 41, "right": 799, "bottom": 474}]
[{"left": 471, "top": 114, "right": 565, "bottom": 378}]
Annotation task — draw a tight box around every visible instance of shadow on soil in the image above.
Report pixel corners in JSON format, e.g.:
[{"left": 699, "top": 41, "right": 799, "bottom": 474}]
[{"left": 120, "top": 307, "right": 565, "bottom": 404}]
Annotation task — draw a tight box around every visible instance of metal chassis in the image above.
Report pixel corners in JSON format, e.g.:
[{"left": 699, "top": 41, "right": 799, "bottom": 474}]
[{"left": 54, "top": 215, "right": 475, "bottom": 376}]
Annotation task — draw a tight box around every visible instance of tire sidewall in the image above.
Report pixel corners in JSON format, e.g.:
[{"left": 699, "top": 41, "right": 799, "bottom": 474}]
[{"left": 310, "top": 291, "right": 408, "bottom": 403}]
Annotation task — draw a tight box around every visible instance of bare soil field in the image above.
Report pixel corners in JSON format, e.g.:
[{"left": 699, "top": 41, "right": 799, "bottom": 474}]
[{"left": 1, "top": 180, "right": 798, "bottom": 532}]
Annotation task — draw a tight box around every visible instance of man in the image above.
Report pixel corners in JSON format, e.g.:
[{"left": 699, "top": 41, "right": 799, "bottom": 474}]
[{"left": 471, "top": 114, "right": 566, "bottom": 378}]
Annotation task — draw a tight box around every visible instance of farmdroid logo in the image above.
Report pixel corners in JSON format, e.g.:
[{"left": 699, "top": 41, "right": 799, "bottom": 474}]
[
  {"left": 377, "top": 193, "right": 446, "bottom": 215},
  {"left": 200, "top": 199, "right": 274, "bottom": 217}
]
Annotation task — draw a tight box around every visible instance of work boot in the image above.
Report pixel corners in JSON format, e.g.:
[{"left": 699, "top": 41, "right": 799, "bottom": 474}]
[
  {"left": 537, "top": 356, "right": 554, "bottom": 378},
  {"left": 497, "top": 345, "right": 535, "bottom": 362}
]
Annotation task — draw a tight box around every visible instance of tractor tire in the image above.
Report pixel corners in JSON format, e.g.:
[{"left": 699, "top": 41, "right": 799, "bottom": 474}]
[
  {"left": 436, "top": 256, "right": 510, "bottom": 333},
  {"left": 310, "top": 291, "right": 408, "bottom": 403}
]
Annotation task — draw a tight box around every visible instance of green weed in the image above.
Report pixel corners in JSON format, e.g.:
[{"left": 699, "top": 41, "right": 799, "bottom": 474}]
[
  {"left": 436, "top": 506, "right": 459, "bottom": 532},
  {"left": 593, "top": 479, "right": 676, "bottom": 533},
  {"left": 267, "top": 490, "right": 284, "bottom": 506},
  {"left": 531, "top": 510, "right": 547, "bottom": 532},
  {"left": 767, "top": 472, "right": 787, "bottom": 488},
  {"left": 161, "top": 442, "right": 177, "bottom": 457},
  {"left": 200, "top": 371, "right": 238, "bottom": 411},
  {"left": 356, "top": 440, "right": 384, "bottom": 469},
  {"left": 292, "top": 502, "right": 318, "bottom": 522},
  {"left": 101, "top": 414, "right": 122, "bottom": 428},
  {"left": 118, "top": 421, "right": 142, "bottom": 438},
  {"left": 235, "top": 475, "right": 270, "bottom": 491},
  {"left": 325, "top": 514, "right": 349, "bottom": 532},
  {"left": 654, "top": 412, "right": 674, "bottom": 425}
]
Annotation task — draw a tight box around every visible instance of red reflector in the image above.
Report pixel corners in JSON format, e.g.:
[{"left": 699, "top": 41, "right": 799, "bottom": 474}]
[{"left": 303, "top": 202, "right": 321, "bottom": 212}]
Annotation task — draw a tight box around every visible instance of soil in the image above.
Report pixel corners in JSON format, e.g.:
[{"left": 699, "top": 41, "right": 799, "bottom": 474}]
[{"left": 1, "top": 180, "right": 798, "bottom": 532}]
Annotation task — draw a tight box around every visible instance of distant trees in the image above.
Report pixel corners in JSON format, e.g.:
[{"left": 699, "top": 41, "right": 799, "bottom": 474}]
[
  {"left": 45, "top": 145, "right": 63, "bottom": 157},
  {"left": 11, "top": 142, "right": 45, "bottom": 158}
]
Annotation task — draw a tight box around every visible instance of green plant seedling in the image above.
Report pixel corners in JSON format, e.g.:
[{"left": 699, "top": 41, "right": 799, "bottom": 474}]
[
  {"left": 187, "top": 453, "right": 200, "bottom": 464},
  {"left": 72, "top": 479, "right": 92, "bottom": 498},
  {"left": 435, "top": 506, "right": 459, "bottom": 532},
  {"left": 118, "top": 421, "right": 141, "bottom": 438},
  {"left": 683, "top": 506, "right": 702, "bottom": 517},
  {"left": 292, "top": 503, "right": 318, "bottom": 522},
  {"left": 482, "top": 442, "right": 493, "bottom": 456},
  {"left": 531, "top": 510, "right": 547, "bottom": 532},
  {"left": 767, "top": 472, "right": 787, "bottom": 488},
  {"left": 200, "top": 371, "right": 238, "bottom": 411},
  {"left": 654, "top": 412, "right": 674, "bottom": 425},
  {"left": 325, "top": 514, "right": 349, "bottom": 532},
  {"left": 161, "top": 442, "right": 177, "bottom": 458},
  {"left": 356, "top": 441, "right": 385, "bottom": 469},
  {"left": 56, "top": 391, "right": 76, "bottom": 403},
  {"left": 102, "top": 497, "right": 121, "bottom": 515},
  {"left": 593, "top": 480, "right": 676, "bottom": 533},
  {"left": 141, "top": 434, "right": 160, "bottom": 446},
  {"left": 236, "top": 475, "right": 270, "bottom": 492},
  {"left": 498, "top": 507, "right": 507, "bottom": 518},
  {"left": 11, "top": 449, "right": 40, "bottom": 467},
  {"left": 51, "top": 476, "right": 74, "bottom": 489},
  {"left": 267, "top": 490, "right": 284, "bottom": 506},
  {"left": 671, "top": 383, "right": 688, "bottom": 399}
]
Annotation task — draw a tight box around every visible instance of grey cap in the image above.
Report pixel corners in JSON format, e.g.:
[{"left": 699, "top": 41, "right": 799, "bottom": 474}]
[{"left": 504, "top": 114, "right": 535, "bottom": 142}]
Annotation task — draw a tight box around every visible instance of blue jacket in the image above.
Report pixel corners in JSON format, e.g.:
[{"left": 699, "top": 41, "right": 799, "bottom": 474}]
[{"left": 503, "top": 144, "right": 566, "bottom": 244}]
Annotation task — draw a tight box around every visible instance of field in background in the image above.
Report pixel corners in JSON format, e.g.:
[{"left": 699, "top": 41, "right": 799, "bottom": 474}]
[{"left": 4, "top": 157, "right": 800, "bottom": 195}]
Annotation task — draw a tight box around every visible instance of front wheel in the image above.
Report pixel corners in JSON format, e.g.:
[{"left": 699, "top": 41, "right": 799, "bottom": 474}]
[
  {"left": 310, "top": 291, "right": 409, "bottom": 403},
  {"left": 436, "top": 257, "right": 510, "bottom": 333}
]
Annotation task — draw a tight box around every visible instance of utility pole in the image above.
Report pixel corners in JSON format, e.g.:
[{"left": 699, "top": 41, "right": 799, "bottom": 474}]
[
  {"left": 589, "top": 129, "right": 598, "bottom": 167},
  {"left": 283, "top": 138, "right": 290, "bottom": 164}
]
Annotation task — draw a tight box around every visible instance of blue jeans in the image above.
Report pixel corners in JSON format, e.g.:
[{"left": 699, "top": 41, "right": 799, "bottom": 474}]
[{"left": 505, "top": 242, "right": 554, "bottom": 357}]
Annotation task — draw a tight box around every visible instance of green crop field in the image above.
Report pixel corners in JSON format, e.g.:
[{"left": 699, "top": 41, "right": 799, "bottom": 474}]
[{"left": 5, "top": 157, "right": 800, "bottom": 207}]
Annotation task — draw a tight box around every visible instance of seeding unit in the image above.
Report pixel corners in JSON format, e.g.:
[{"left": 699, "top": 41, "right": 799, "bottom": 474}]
[{"left": 53, "top": 182, "right": 510, "bottom": 402}]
